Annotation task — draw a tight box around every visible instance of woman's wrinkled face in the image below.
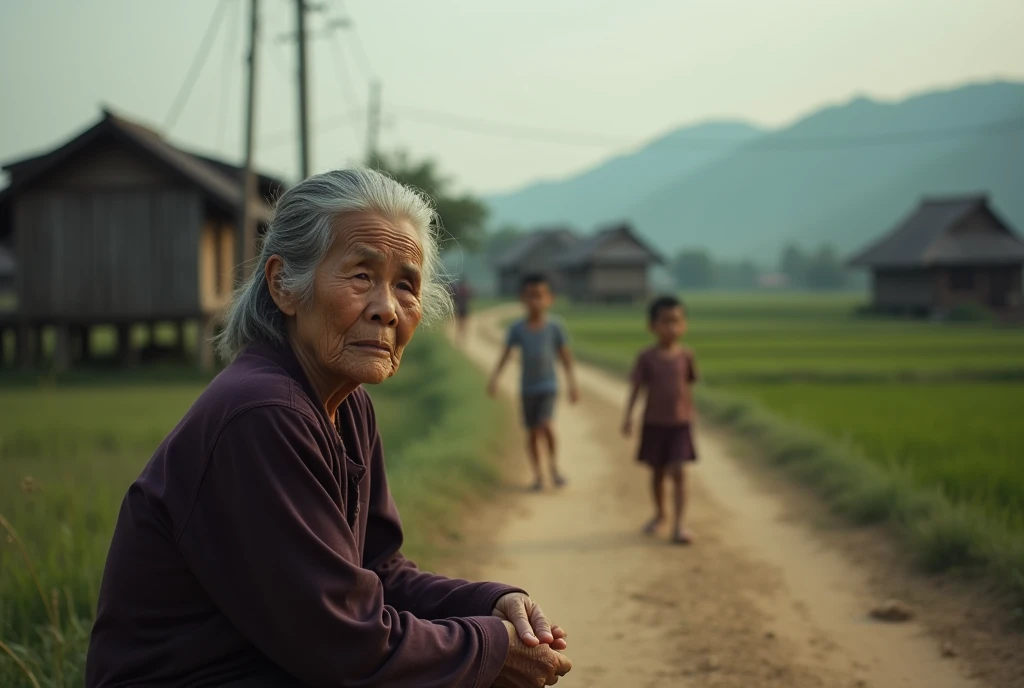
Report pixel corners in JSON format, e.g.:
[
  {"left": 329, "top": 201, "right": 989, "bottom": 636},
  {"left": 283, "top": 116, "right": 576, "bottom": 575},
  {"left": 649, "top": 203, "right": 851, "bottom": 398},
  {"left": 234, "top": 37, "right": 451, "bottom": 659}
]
[{"left": 288, "top": 211, "right": 424, "bottom": 386}]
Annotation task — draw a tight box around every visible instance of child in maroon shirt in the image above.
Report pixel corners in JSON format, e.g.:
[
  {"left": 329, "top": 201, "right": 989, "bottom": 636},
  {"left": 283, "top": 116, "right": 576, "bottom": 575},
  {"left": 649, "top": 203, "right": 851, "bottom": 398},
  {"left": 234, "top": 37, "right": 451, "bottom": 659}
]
[{"left": 622, "top": 296, "right": 699, "bottom": 544}]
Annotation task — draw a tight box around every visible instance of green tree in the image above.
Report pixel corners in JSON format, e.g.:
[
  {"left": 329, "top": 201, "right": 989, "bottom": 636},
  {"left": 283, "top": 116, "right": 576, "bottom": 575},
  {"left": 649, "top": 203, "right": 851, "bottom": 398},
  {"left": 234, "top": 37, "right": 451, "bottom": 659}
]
[
  {"left": 714, "top": 259, "right": 759, "bottom": 289},
  {"left": 484, "top": 225, "right": 526, "bottom": 262},
  {"left": 779, "top": 243, "right": 807, "bottom": 286},
  {"left": 671, "top": 249, "right": 715, "bottom": 289},
  {"left": 804, "top": 244, "right": 847, "bottom": 289},
  {"left": 370, "top": 151, "right": 489, "bottom": 250}
]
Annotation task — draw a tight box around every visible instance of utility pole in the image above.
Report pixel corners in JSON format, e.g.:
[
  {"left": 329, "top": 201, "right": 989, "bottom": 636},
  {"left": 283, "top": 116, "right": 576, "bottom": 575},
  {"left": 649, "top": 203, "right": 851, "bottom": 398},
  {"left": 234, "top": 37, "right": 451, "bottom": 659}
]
[
  {"left": 240, "top": 0, "right": 260, "bottom": 274},
  {"left": 296, "top": 0, "right": 312, "bottom": 178},
  {"left": 366, "top": 80, "right": 381, "bottom": 163}
]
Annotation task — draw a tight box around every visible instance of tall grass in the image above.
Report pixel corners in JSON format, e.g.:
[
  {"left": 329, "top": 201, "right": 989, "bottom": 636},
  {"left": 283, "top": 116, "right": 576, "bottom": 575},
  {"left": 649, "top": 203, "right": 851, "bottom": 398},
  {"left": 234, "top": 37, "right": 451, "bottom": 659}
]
[{"left": 0, "top": 332, "right": 503, "bottom": 686}]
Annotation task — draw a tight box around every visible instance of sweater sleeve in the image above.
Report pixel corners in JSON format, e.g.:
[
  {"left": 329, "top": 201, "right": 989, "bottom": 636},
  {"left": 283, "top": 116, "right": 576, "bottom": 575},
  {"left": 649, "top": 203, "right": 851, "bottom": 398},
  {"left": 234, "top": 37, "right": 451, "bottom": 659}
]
[
  {"left": 176, "top": 404, "right": 509, "bottom": 688},
  {"left": 361, "top": 412, "right": 525, "bottom": 620}
]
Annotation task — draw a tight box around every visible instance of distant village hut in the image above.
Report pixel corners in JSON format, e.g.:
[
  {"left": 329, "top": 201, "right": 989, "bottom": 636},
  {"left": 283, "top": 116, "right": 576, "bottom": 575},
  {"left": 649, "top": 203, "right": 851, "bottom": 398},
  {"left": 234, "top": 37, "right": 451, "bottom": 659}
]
[
  {"left": 495, "top": 227, "right": 577, "bottom": 298},
  {"left": 0, "top": 109, "right": 284, "bottom": 370},
  {"left": 495, "top": 223, "right": 664, "bottom": 302},
  {"left": 557, "top": 223, "right": 665, "bottom": 303},
  {"left": 847, "top": 195, "right": 1024, "bottom": 317}
]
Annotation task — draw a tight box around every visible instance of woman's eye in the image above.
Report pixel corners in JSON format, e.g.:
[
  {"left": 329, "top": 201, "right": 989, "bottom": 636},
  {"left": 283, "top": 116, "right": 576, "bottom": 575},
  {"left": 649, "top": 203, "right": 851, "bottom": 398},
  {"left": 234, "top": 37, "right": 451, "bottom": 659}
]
[
  {"left": 397, "top": 282, "right": 415, "bottom": 292},
  {"left": 354, "top": 273, "right": 371, "bottom": 281}
]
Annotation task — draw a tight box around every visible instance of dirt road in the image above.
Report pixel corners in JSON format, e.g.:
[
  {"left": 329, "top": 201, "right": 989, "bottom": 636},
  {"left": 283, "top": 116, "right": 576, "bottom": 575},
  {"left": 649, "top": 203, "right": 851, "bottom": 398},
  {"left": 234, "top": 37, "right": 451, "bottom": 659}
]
[{"left": 444, "top": 307, "right": 1015, "bottom": 688}]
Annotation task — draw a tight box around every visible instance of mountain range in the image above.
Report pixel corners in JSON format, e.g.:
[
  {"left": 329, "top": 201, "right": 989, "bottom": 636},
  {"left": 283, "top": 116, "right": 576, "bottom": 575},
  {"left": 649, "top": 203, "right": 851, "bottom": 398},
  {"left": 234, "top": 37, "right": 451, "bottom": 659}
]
[{"left": 484, "top": 81, "right": 1024, "bottom": 262}]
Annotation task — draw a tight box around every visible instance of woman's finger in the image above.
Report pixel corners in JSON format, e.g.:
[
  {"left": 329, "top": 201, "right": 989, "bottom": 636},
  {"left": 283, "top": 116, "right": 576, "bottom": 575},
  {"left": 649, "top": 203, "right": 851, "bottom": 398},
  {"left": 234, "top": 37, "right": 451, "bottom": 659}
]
[
  {"left": 550, "top": 638, "right": 568, "bottom": 651},
  {"left": 506, "top": 598, "right": 539, "bottom": 646},
  {"left": 527, "top": 603, "right": 554, "bottom": 644},
  {"left": 551, "top": 625, "right": 567, "bottom": 639}
]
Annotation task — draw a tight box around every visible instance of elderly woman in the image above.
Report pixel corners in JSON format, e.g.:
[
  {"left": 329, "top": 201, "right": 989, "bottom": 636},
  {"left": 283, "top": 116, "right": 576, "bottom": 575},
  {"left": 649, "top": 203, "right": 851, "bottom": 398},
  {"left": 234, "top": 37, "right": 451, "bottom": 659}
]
[{"left": 85, "top": 169, "right": 572, "bottom": 687}]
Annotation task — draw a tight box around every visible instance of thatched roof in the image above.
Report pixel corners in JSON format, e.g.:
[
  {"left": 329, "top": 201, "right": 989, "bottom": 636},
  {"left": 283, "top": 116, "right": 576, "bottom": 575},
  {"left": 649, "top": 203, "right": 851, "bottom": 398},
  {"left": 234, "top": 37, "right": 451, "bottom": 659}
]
[
  {"left": 494, "top": 227, "right": 578, "bottom": 269},
  {"left": 0, "top": 108, "right": 286, "bottom": 215},
  {"left": 848, "top": 195, "right": 1024, "bottom": 268},
  {"left": 556, "top": 222, "right": 665, "bottom": 267}
]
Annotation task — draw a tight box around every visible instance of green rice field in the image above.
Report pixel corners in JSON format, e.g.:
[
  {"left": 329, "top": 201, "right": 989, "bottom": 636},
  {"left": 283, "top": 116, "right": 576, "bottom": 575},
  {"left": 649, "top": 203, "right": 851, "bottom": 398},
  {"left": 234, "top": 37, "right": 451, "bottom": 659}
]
[{"left": 562, "top": 294, "right": 1024, "bottom": 380}]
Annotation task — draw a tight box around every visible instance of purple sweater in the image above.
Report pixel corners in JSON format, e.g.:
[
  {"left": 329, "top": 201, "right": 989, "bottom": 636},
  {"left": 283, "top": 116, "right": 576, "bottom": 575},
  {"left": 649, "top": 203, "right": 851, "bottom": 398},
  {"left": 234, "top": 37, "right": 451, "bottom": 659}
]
[{"left": 86, "top": 342, "right": 519, "bottom": 687}]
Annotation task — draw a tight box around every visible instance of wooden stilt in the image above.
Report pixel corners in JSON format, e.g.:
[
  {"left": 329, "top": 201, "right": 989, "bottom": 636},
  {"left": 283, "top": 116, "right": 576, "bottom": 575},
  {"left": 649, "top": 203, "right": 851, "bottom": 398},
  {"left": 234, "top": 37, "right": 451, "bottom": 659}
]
[
  {"left": 17, "top": 323, "right": 36, "bottom": 369},
  {"left": 118, "top": 323, "right": 137, "bottom": 368},
  {"left": 54, "top": 324, "right": 71, "bottom": 373}
]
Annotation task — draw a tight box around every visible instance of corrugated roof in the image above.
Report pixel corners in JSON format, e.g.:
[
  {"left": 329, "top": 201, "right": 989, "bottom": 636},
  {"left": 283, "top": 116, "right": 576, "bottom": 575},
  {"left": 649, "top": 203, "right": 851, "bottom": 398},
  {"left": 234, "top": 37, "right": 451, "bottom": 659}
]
[
  {"left": 848, "top": 195, "right": 1024, "bottom": 268},
  {"left": 494, "top": 227, "right": 579, "bottom": 269}
]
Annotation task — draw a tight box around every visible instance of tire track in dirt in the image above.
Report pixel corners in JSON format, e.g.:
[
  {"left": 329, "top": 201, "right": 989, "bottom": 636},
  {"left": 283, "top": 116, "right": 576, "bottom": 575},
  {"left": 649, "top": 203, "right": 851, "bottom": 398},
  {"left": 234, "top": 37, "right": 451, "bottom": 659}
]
[{"left": 442, "top": 307, "right": 995, "bottom": 687}]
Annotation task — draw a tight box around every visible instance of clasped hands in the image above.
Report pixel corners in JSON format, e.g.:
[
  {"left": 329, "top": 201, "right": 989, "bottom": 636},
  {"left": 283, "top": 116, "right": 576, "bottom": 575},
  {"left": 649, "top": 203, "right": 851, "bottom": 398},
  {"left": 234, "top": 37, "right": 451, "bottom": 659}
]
[{"left": 492, "top": 592, "right": 571, "bottom": 687}]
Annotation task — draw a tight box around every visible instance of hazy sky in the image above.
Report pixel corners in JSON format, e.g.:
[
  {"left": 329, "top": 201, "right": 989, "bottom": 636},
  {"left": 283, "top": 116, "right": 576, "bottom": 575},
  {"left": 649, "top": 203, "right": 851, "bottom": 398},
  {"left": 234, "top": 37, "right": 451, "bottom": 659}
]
[{"left": 1, "top": 0, "right": 1022, "bottom": 194}]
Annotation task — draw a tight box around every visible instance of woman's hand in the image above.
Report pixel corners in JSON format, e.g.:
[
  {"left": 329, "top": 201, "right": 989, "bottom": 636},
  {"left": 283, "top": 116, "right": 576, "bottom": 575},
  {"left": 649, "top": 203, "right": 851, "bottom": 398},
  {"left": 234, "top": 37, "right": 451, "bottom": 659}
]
[
  {"left": 493, "top": 593, "right": 567, "bottom": 649},
  {"left": 495, "top": 621, "right": 572, "bottom": 687}
]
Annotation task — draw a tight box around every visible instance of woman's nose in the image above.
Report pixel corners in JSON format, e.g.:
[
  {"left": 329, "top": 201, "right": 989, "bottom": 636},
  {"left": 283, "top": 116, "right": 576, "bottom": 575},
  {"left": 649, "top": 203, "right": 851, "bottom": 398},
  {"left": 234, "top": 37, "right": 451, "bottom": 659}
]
[{"left": 367, "top": 285, "right": 398, "bottom": 326}]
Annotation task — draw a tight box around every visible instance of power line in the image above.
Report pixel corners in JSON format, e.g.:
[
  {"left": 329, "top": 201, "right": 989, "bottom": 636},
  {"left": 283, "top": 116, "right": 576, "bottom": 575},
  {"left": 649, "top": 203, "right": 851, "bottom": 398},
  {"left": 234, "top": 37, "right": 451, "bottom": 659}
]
[
  {"left": 392, "top": 105, "right": 637, "bottom": 147},
  {"left": 326, "top": 28, "right": 364, "bottom": 150},
  {"left": 260, "top": 109, "right": 362, "bottom": 149},
  {"left": 216, "top": 0, "right": 243, "bottom": 150},
  {"left": 164, "top": 0, "right": 230, "bottom": 132},
  {"left": 390, "top": 105, "right": 1024, "bottom": 151},
  {"left": 332, "top": 0, "right": 375, "bottom": 80},
  {"left": 750, "top": 116, "right": 1024, "bottom": 151}
]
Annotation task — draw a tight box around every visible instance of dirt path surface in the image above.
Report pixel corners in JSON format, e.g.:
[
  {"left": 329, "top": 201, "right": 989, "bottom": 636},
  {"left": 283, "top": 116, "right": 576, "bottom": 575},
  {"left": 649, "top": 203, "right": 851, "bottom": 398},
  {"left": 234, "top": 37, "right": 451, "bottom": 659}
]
[{"left": 445, "top": 307, "right": 1009, "bottom": 688}]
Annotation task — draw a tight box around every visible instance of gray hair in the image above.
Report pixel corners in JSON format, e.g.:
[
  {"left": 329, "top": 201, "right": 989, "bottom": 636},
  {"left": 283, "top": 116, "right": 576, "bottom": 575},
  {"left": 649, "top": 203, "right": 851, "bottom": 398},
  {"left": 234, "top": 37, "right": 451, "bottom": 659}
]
[{"left": 215, "top": 167, "right": 451, "bottom": 361}]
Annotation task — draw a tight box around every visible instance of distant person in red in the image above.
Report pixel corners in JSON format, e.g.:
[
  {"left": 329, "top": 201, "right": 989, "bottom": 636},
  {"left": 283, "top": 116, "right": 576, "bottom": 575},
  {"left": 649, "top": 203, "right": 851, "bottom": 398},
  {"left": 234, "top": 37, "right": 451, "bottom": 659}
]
[
  {"left": 622, "top": 296, "right": 699, "bottom": 544},
  {"left": 452, "top": 278, "right": 472, "bottom": 341}
]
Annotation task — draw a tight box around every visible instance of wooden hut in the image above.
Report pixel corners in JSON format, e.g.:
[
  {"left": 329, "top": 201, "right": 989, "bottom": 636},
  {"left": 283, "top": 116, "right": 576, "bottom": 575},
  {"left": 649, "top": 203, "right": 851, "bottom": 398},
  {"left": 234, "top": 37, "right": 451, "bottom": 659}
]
[
  {"left": 0, "top": 109, "right": 284, "bottom": 370},
  {"left": 557, "top": 223, "right": 664, "bottom": 302},
  {"left": 847, "top": 195, "right": 1024, "bottom": 316},
  {"left": 494, "top": 227, "right": 578, "bottom": 297}
]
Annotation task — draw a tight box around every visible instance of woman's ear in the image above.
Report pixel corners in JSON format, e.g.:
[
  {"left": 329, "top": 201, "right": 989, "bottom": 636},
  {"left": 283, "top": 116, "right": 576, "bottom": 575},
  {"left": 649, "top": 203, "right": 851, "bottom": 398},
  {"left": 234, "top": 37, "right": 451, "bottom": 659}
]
[{"left": 265, "top": 255, "right": 298, "bottom": 317}]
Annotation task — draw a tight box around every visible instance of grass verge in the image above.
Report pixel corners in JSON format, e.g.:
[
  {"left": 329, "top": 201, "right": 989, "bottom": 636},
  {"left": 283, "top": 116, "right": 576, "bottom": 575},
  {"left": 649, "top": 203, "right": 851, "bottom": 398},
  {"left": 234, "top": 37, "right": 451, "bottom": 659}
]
[{"left": 695, "top": 386, "right": 1024, "bottom": 613}]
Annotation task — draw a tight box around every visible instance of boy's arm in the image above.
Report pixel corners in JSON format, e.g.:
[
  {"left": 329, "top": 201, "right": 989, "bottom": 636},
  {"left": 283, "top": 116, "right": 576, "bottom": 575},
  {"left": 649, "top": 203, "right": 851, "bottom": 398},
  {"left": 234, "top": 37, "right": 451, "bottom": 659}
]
[
  {"left": 623, "top": 354, "right": 646, "bottom": 436},
  {"left": 487, "top": 345, "right": 513, "bottom": 397},
  {"left": 557, "top": 346, "right": 580, "bottom": 404},
  {"left": 622, "top": 380, "right": 642, "bottom": 436}
]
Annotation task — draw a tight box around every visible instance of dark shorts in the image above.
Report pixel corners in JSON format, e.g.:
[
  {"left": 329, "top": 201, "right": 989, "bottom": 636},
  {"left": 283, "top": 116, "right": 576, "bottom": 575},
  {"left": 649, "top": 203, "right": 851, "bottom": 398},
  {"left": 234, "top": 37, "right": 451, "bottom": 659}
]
[
  {"left": 521, "top": 392, "right": 556, "bottom": 428},
  {"left": 638, "top": 424, "right": 697, "bottom": 468}
]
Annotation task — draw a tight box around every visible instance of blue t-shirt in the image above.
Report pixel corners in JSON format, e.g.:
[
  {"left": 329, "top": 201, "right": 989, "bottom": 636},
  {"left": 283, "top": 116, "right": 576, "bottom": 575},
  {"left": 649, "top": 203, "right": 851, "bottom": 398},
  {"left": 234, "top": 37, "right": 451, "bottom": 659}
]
[{"left": 506, "top": 318, "right": 568, "bottom": 395}]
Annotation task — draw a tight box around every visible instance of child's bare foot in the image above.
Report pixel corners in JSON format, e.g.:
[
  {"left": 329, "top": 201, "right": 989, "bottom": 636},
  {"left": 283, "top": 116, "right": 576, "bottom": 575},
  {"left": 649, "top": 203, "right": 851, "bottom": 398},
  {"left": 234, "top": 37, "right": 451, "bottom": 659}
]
[
  {"left": 552, "top": 473, "right": 567, "bottom": 488},
  {"left": 528, "top": 478, "right": 544, "bottom": 492},
  {"left": 671, "top": 529, "right": 694, "bottom": 545},
  {"left": 642, "top": 516, "right": 664, "bottom": 535}
]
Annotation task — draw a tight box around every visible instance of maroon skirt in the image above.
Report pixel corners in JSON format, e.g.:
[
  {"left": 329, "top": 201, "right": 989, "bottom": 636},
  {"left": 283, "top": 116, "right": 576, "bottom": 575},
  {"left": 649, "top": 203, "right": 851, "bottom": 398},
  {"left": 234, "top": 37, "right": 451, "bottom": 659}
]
[{"left": 638, "top": 424, "right": 697, "bottom": 468}]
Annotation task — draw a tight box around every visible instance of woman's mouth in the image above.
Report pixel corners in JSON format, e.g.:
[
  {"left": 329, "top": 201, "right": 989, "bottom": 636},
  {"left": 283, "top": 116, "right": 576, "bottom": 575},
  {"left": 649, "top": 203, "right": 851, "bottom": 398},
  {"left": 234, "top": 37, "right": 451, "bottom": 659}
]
[{"left": 351, "top": 340, "right": 392, "bottom": 356}]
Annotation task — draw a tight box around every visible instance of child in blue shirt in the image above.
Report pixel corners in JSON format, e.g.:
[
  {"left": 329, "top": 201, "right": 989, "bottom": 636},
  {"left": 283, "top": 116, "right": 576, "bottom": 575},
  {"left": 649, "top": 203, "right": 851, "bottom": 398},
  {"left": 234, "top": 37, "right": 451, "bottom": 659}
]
[{"left": 488, "top": 274, "right": 580, "bottom": 491}]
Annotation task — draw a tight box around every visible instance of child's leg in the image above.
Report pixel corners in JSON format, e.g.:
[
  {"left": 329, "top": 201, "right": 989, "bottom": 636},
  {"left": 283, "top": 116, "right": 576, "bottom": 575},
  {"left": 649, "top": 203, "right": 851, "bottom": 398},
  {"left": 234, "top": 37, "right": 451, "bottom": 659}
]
[
  {"left": 539, "top": 422, "right": 565, "bottom": 485},
  {"left": 526, "top": 428, "right": 544, "bottom": 489},
  {"left": 670, "top": 465, "right": 691, "bottom": 543},
  {"left": 643, "top": 467, "right": 666, "bottom": 533}
]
